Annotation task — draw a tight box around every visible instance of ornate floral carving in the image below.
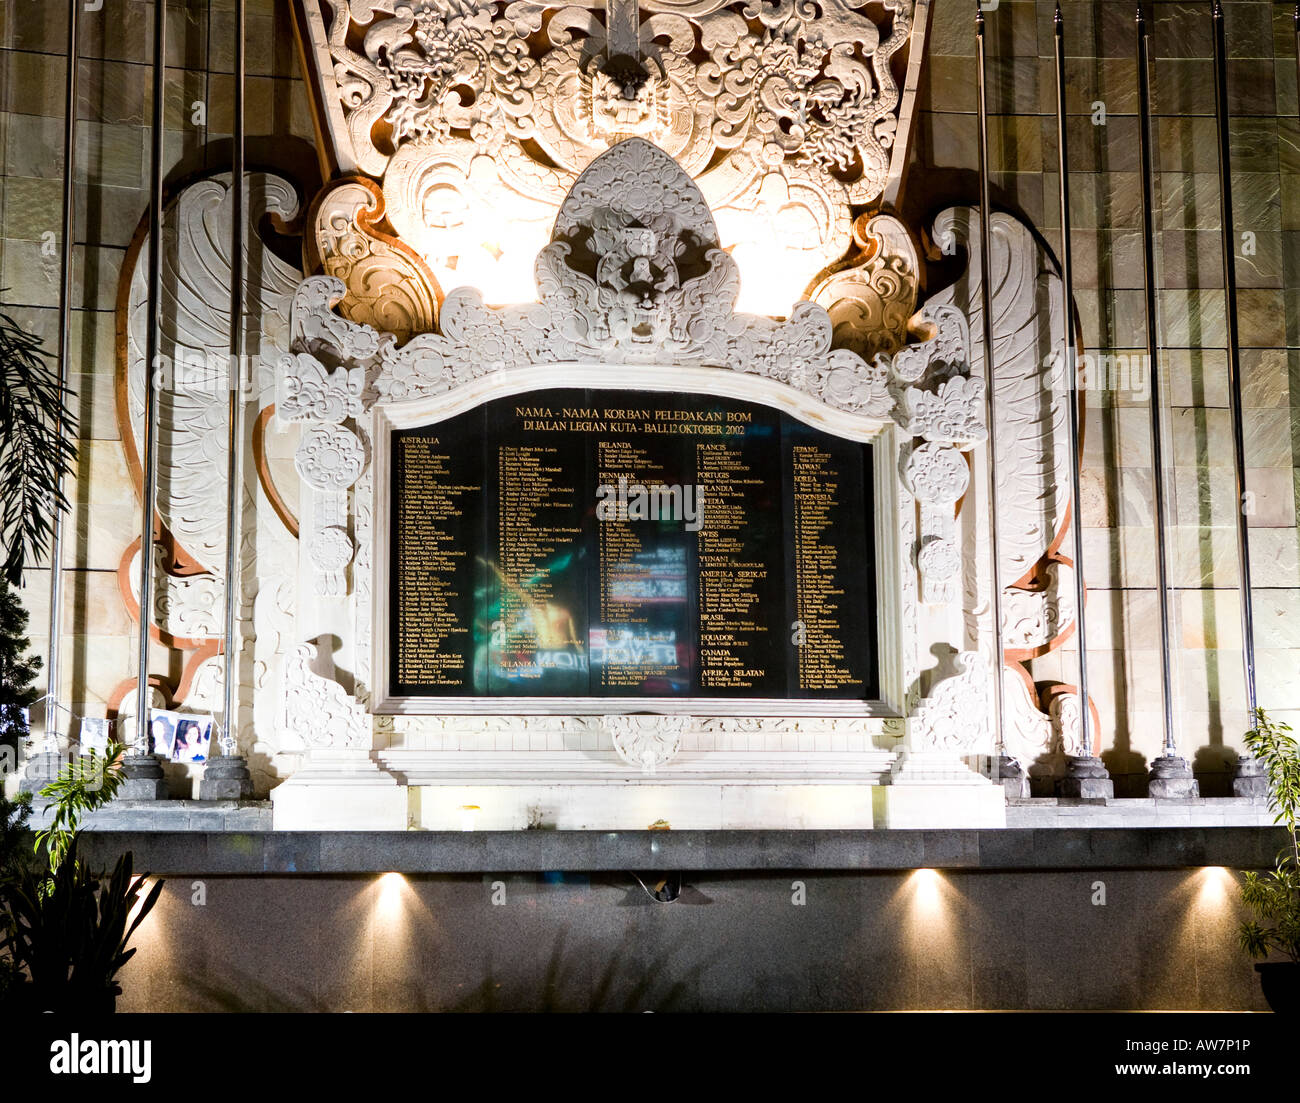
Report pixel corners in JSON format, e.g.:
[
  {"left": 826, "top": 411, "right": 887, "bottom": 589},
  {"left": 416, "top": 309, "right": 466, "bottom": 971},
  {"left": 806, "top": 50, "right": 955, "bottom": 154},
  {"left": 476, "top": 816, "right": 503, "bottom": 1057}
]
[
  {"left": 295, "top": 424, "right": 367, "bottom": 490},
  {"left": 902, "top": 375, "right": 987, "bottom": 446},
  {"left": 912, "top": 651, "right": 988, "bottom": 753},
  {"left": 280, "top": 642, "right": 371, "bottom": 749},
  {"left": 605, "top": 713, "right": 689, "bottom": 772},
  {"left": 308, "top": 178, "right": 440, "bottom": 344},
  {"left": 288, "top": 274, "right": 393, "bottom": 373},
  {"left": 1002, "top": 562, "right": 1076, "bottom": 652},
  {"left": 359, "top": 139, "right": 894, "bottom": 413},
  {"left": 916, "top": 538, "right": 960, "bottom": 603},
  {"left": 904, "top": 442, "right": 968, "bottom": 505},
  {"left": 309, "top": 525, "right": 356, "bottom": 572},
  {"left": 127, "top": 545, "right": 225, "bottom": 642},
  {"left": 299, "top": 0, "right": 922, "bottom": 313},
  {"left": 810, "top": 214, "right": 918, "bottom": 363},
  {"left": 277, "top": 352, "right": 367, "bottom": 423}
]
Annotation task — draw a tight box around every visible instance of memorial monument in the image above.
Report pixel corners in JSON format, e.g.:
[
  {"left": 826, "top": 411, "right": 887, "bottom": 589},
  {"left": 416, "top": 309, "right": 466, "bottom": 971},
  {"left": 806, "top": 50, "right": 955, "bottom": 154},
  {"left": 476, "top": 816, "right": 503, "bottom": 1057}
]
[{"left": 103, "top": 0, "right": 1098, "bottom": 829}]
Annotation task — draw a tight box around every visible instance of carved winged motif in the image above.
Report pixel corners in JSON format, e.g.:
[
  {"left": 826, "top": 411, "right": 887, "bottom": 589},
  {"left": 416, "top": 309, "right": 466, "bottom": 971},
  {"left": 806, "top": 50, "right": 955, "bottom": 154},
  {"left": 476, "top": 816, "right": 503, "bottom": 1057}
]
[
  {"left": 921, "top": 206, "right": 1084, "bottom": 763},
  {"left": 117, "top": 172, "right": 304, "bottom": 755},
  {"left": 927, "top": 207, "right": 1071, "bottom": 585},
  {"left": 123, "top": 173, "right": 304, "bottom": 573}
]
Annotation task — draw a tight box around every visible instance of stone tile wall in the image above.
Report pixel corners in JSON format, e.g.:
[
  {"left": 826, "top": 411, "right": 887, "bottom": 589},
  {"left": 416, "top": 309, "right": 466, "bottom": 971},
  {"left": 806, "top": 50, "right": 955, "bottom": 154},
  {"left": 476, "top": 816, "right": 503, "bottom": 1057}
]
[
  {"left": 0, "top": 0, "right": 313, "bottom": 750},
  {"left": 911, "top": 0, "right": 1299, "bottom": 793}
]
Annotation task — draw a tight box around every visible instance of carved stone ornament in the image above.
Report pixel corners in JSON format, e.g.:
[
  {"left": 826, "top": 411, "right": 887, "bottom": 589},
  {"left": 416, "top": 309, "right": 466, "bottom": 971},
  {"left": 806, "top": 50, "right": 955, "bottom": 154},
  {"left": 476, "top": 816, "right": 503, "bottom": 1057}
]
[
  {"left": 295, "top": 424, "right": 368, "bottom": 491},
  {"left": 1002, "top": 560, "right": 1076, "bottom": 653},
  {"left": 127, "top": 545, "right": 224, "bottom": 642},
  {"left": 1048, "top": 689, "right": 1087, "bottom": 759},
  {"left": 279, "top": 642, "right": 372, "bottom": 749},
  {"left": 930, "top": 206, "right": 1087, "bottom": 762},
  {"left": 307, "top": 177, "right": 441, "bottom": 344},
  {"left": 931, "top": 207, "right": 1071, "bottom": 585},
  {"left": 903, "top": 441, "right": 969, "bottom": 605},
  {"left": 295, "top": 0, "right": 924, "bottom": 311},
  {"left": 291, "top": 139, "right": 902, "bottom": 417},
  {"left": 810, "top": 212, "right": 920, "bottom": 363},
  {"left": 1002, "top": 663, "right": 1053, "bottom": 764},
  {"left": 912, "top": 650, "right": 988, "bottom": 753},
  {"left": 605, "top": 713, "right": 690, "bottom": 772},
  {"left": 277, "top": 352, "right": 367, "bottom": 423},
  {"left": 124, "top": 173, "right": 303, "bottom": 573}
]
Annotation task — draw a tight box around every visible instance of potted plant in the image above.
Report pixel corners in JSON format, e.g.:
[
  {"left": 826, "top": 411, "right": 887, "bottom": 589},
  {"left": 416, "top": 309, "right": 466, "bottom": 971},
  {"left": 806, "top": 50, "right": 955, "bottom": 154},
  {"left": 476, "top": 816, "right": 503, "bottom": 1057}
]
[{"left": 1237, "top": 709, "right": 1300, "bottom": 1012}]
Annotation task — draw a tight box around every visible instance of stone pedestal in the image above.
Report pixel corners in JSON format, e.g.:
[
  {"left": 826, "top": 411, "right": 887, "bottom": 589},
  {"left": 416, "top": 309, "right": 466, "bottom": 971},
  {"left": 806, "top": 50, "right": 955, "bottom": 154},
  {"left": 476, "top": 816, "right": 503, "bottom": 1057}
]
[
  {"left": 1147, "top": 754, "right": 1199, "bottom": 799},
  {"left": 980, "top": 754, "right": 1031, "bottom": 799},
  {"left": 199, "top": 755, "right": 254, "bottom": 800},
  {"left": 1231, "top": 755, "right": 1269, "bottom": 801},
  {"left": 119, "top": 754, "right": 168, "bottom": 800},
  {"left": 1057, "top": 755, "right": 1113, "bottom": 799},
  {"left": 270, "top": 749, "right": 408, "bottom": 830},
  {"left": 876, "top": 750, "right": 1007, "bottom": 828},
  {"left": 18, "top": 749, "right": 64, "bottom": 794}
]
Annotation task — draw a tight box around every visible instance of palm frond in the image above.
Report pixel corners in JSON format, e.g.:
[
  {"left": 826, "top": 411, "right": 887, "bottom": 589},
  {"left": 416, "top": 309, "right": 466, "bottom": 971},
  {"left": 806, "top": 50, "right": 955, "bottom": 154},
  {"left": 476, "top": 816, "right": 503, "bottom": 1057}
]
[{"left": 0, "top": 304, "right": 78, "bottom": 585}]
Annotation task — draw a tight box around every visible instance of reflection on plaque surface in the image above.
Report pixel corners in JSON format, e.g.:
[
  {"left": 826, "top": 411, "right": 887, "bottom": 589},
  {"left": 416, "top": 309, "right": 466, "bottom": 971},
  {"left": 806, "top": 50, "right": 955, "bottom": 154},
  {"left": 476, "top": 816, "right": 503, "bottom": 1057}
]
[{"left": 390, "top": 389, "right": 877, "bottom": 701}]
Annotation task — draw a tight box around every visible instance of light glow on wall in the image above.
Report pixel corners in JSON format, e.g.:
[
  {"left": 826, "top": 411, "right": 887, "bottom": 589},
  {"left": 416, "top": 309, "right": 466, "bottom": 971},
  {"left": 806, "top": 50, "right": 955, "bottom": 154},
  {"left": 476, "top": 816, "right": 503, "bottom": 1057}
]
[
  {"left": 376, "top": 872, "right": 408, "bottom": 924},
  {"left": 907, "top": 868, "right": 945, "bottom": 918},
  {"left": 1193, "top": 865, "right": 1236, "bottom": 909}
]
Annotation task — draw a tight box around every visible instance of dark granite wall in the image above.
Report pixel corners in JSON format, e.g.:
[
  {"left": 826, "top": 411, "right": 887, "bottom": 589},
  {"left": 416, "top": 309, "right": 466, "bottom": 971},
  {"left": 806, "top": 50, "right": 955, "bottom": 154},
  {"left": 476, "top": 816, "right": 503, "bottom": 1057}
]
[{"left": 119, "top": 866, "right": 1268, "bottom": 1011}]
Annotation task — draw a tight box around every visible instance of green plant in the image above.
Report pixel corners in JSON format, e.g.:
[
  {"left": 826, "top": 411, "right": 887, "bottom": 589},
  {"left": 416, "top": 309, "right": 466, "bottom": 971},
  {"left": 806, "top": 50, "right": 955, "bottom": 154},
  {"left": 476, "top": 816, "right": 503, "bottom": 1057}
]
[
  {"left": 0, "top": 789, "right": 32, "bottom": 880},
  {"left": 0, "top": 580, "right": 41, "bottom": 765},
  {"left": 0, "top": 790, "right": 32, "bottom": 1003},
  {"left": 1237, "top": 709, "right": 1300, "bottom": 963},
  {"left": 35, "top": 743, "right": 126, "bottom": 875},
  {"left": 0, "top": 835, "right": 162, "bottom": 1012},
  {"left": 0, "top": 303, "right": 77, "bottom": 585}
]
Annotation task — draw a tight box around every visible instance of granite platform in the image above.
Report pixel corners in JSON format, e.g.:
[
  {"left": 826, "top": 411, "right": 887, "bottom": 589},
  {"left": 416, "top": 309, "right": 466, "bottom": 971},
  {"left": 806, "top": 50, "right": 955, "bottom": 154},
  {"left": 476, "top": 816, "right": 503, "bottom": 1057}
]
[{"left": 72, "top": 824, "right": 1292, "bottom": 874}]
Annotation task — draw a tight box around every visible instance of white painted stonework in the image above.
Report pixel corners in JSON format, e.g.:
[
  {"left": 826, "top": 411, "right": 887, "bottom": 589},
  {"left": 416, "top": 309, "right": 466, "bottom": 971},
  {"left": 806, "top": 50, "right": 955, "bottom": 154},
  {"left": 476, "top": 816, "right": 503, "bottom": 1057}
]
[{"left": 115, "top": 0, "right": 1091, "bottom": 828}]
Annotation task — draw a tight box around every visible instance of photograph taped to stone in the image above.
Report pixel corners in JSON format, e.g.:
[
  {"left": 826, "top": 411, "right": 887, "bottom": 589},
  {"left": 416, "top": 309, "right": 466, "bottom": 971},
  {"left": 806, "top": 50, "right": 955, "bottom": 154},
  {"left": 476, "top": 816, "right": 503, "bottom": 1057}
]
[
  {"left": 147, "top": 712, "right": 177, "bottom": 758},
  {"left": 167, "top": 714, "right": 212, "bottom": 764},
  {"left": 78, "top": 717, "right": 110, "bottom": 754}
]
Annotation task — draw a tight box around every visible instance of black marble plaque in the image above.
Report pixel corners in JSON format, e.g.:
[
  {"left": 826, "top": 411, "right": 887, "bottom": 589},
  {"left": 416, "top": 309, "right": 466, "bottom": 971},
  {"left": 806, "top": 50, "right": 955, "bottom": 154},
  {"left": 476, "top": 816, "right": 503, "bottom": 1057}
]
[{"left": 389, "top": 388, "right": 877, "bottom": 700}]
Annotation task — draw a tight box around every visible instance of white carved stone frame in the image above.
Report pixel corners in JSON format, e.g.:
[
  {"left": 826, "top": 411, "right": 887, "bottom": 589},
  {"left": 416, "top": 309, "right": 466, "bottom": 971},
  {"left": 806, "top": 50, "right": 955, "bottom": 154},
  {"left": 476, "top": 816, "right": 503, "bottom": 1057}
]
[{"left": 278, "top": 138, "right": 987, "bottom": 761}]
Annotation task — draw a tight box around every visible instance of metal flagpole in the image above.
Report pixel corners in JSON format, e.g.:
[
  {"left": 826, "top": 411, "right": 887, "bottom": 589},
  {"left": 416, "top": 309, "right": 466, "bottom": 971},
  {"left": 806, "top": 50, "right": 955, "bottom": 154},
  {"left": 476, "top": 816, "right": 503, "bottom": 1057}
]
[
  {"left": 974, "top": 2, "right": 1021, "bottom": 793},
  {"left": 1212, "top": 0, "right": 1263, "bottom": 797},
  {"left": 1136, "top": 3, "right": 1195, "bottom": 797},
  {"left": 43, "top": 0, "right": 79, "bottom": 738},
  {"left": 221, "top": 1, "right": 246, "bottom": 751},
  {"left": 1053, "top": 4, "right": 1099, "bottom": 770},
  {"left": 25, "top": 0, "right": 81, "bottom": 791},
  {"left": 1211, "top": 0, "right": 1258, "bottom": 713},
  {"left": 123, "top": 0, "right": 170, "bottom": 798},
  {"left": 205, "top": 0, "right": 254, "bottom": 801}
]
